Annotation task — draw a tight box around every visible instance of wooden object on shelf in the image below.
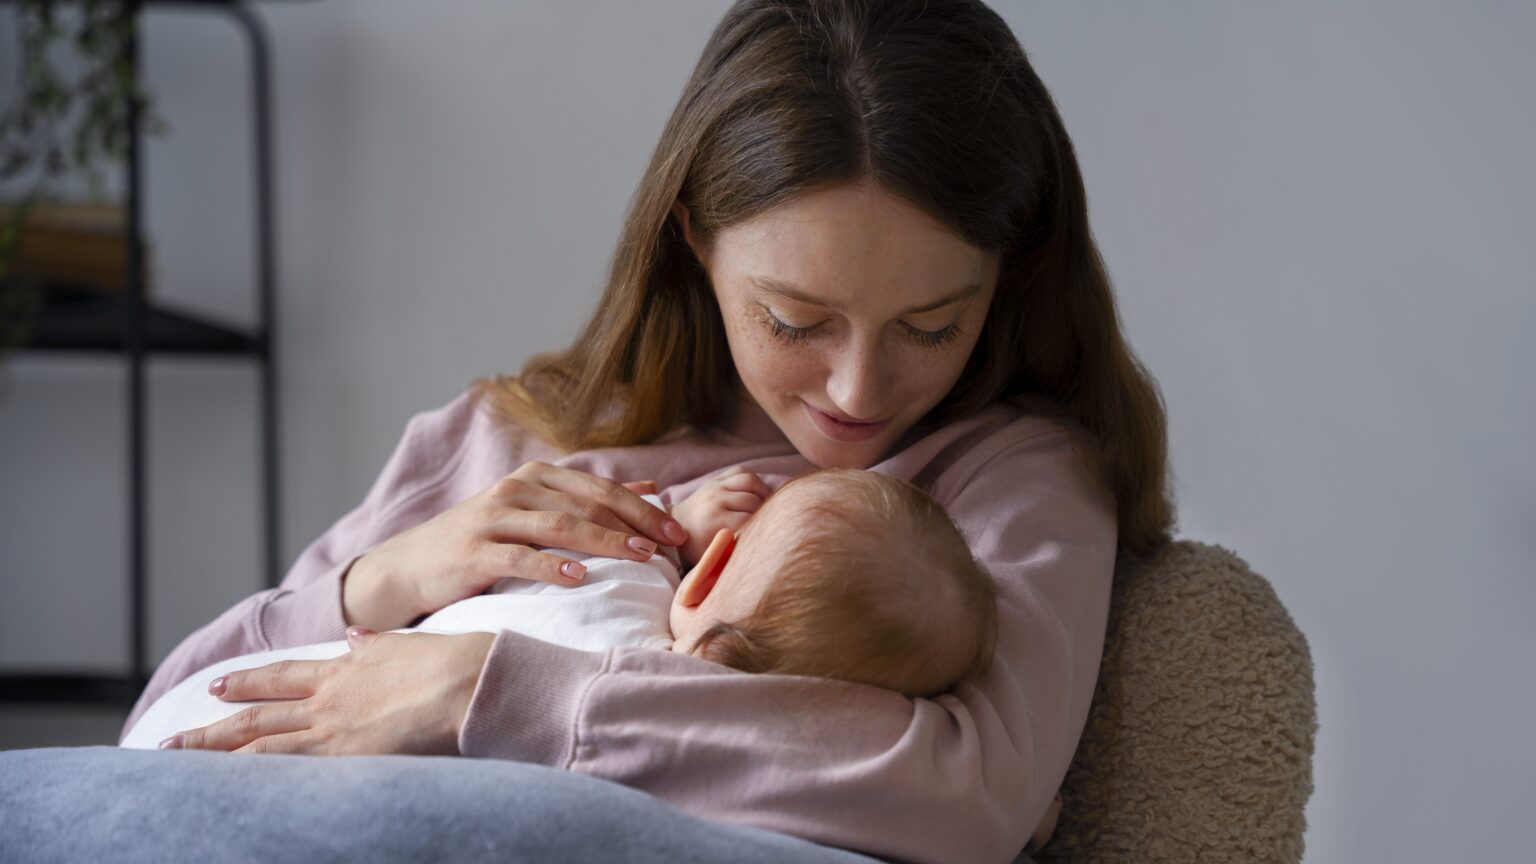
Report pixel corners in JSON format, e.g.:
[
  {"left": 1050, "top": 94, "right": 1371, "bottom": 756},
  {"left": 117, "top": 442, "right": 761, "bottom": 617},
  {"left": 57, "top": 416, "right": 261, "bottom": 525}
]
[{"left": 1, "top": 199, "right": 152, "bottom": 296}]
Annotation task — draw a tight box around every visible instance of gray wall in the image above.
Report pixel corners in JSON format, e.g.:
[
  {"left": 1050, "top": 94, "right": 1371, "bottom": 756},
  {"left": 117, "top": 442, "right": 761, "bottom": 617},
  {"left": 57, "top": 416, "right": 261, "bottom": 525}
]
[{"left": 1, "top": 2, "right": 1531, "bottom": 861}]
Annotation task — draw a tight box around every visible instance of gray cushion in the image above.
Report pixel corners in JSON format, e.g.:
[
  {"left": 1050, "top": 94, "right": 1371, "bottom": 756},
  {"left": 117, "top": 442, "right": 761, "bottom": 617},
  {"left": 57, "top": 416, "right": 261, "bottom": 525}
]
[{"left": 0, "top": 746, "right": 888, "bottom": 864}]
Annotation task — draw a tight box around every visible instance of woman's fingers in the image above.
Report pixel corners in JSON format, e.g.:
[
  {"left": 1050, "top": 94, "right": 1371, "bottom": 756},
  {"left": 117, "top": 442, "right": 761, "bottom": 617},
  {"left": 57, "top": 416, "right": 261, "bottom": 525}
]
[
  {"left": 487, "top": 478, "right": 633, "bottom": 535},
  {"left": 167, "top": 701, "right": 309, "bottom": 752},
  {"left": 211, "top": 659, "right": 329, "bottom": 702},
  {"left": 235, "top": 730, "right": 314, "bottom": 755},
  {"left": 548, "top": 505, "right": 666, "bottom": 558},
  {"left": 479, "top": 542, "right": 590, "bottom": 585},
  {"left": 490, "top": 506, "right": 662, "bottom": 565},
  {"left": 518, "top": 463, "right": 686, "bottom": 547}
]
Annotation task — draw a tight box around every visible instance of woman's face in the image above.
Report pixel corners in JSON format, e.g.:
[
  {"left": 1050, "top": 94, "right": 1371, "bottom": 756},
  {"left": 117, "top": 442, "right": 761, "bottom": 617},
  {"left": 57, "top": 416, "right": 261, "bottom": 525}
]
[{"left": 674, "top": 178, "right": 1000, "bottom": 468}]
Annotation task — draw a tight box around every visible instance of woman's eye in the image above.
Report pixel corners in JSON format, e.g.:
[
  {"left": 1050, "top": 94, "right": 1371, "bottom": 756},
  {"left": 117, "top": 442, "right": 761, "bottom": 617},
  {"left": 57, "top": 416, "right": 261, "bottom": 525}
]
[
  {"left": 763, "top": 310, "right": 821, "bottom": 344},
  {"left": 902, "top": 321, "right": 962, "bottom": 349},
  {"left": 759, "top": 305, "right": 961, "bottom": 349}
]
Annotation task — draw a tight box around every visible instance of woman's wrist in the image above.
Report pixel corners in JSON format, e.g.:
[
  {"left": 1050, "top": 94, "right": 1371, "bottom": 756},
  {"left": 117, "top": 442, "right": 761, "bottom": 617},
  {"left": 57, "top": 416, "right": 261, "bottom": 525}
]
[
  {"left": 341, "top": 552, "right": 417, "bottom": 631},
  {"left": 444, "top": 631, "right": 497, "bottom": 751}
]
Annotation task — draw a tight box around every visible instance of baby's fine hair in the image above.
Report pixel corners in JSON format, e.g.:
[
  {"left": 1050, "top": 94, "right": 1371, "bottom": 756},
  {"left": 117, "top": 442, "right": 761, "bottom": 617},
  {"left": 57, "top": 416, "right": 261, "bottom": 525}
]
[{"left": 691, "top": 468, "right": 997, "bottom": 698}]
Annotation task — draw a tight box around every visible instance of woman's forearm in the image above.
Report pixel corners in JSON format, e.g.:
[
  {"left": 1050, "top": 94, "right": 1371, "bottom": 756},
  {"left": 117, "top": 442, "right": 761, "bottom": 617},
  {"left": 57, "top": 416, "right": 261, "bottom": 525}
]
[
  {"left": 459, "top": 629, "right": 1039, "bottom": 864},
  {"left": 121, "top": 391, "right": 486, "bottom": 743}
]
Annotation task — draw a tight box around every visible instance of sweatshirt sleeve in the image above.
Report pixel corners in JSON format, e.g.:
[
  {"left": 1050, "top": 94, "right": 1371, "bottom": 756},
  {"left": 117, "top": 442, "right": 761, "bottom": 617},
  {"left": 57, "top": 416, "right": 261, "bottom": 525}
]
[
  {"left": 119, "top": 391, "right": 481, "bottom": 743},
  {"left": 457, "top": 424, "right": 1120, "bottom": 864}
]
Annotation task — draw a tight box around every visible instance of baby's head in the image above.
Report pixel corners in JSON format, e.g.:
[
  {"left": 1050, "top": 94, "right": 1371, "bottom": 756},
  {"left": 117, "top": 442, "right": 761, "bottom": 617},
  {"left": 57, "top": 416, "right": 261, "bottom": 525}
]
[{"left": 668, "top": 468, "right": 996, "bottom": 698}]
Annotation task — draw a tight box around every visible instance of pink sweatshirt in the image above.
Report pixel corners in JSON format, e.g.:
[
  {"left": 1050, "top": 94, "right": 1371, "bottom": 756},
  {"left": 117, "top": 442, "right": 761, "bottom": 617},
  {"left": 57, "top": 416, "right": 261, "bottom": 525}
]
[{"left": 121, "top": 387, "right": 1118, "bottom": 864}]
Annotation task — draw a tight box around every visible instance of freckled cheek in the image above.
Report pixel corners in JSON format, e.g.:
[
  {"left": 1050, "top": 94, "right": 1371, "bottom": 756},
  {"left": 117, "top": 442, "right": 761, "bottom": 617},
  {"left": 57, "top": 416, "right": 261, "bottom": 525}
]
[
  {"left": 893, "top": 349, "right": 970, "bottom": 409},
  {"left": 760, "top": 351, "right": 822, "bottom": 397},
  {"left": 731, "top": 325, "right": 822, "bottom": 396}
]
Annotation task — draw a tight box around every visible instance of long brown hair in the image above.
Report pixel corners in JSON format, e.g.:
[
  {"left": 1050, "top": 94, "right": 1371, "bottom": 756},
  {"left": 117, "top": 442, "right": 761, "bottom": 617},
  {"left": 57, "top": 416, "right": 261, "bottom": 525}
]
[{"left": 472, "top": 0, "right": 1176, "bottom": 561}]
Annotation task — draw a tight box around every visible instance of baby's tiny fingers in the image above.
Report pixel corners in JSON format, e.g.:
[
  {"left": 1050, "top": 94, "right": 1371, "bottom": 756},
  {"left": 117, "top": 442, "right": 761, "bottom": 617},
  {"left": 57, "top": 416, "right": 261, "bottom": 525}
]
[
  {"left": 722, "top": 472, "right": 771, "bottom": 497},
  {"left": 721, "top": 510, "right": 754, "bottom": 532},
  {"left": 722, "top": 491, "right": 765, "bottom": 513}
]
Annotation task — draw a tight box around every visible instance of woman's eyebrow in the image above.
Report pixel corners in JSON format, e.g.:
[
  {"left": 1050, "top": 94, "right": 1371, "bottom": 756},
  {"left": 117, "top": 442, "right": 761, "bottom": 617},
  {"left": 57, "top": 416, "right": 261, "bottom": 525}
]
[{"left": 746, "top": 275, "right": 981, "bottom": 315}]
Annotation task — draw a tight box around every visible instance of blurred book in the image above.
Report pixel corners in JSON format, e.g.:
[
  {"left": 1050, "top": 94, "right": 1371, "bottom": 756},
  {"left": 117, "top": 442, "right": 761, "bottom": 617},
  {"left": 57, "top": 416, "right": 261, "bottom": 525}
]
[{"left": 0, "top": 199, "right": 152, "bottom": 296}]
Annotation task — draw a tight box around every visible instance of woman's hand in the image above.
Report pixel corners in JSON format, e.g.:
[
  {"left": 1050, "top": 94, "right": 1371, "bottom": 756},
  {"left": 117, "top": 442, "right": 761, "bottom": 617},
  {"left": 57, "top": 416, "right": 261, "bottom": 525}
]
[
  {"left": 344, "top": 461, "right": 689, "bottom": 631},
  {"left": 160, "top": 628, "right": 493, "bottom": 756}
]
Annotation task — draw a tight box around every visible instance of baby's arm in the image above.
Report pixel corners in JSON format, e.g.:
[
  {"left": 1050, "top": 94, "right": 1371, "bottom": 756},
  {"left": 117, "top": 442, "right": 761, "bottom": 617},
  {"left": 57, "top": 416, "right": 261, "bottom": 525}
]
[{"left": 670, "top": 467, "right": 771, "bottom": 567}]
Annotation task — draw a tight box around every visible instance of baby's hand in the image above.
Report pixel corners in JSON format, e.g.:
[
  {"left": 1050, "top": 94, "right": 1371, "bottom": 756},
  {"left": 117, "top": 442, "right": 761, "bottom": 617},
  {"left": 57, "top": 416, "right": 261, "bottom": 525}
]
[{"left": 672, "top": 467, "right": 772, "bottom": 566}]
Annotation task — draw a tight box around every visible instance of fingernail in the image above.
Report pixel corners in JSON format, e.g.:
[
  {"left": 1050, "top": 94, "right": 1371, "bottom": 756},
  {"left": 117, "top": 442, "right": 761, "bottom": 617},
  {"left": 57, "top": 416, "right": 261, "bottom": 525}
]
[
  {"left": 346, "top": 626, "right": 373, "bottom": 640},
  {"left": 158, "top": 735, "right": 183, "bottom": 750},
  {"left": 560, "top": 561, "right": 586, "bottom": 581},
  {"left": 627, "top": 536, "right": 657, "bottom": 557},
  {"left": 663, "top": 520, "right": 687, "bottom": 546},
  {"left": 208, "top": 676, "right": 226, "bottom": 696}
]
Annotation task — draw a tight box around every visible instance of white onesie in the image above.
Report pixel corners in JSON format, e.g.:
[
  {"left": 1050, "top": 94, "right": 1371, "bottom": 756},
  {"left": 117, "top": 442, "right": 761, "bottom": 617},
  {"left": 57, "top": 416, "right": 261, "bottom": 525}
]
[{"left": 121, "top": 495, "right": 681, "bottom": 749}]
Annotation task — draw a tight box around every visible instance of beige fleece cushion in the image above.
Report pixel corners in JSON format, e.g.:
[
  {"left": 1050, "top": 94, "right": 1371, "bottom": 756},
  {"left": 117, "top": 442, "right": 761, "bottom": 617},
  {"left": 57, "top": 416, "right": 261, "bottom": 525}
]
[{"left": 1035, "top": 541, "right": 1318, "bottom": 863}]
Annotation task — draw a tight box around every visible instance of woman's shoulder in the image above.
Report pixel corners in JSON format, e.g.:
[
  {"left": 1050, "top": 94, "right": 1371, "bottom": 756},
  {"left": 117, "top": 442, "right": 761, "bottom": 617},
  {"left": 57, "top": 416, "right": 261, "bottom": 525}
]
[
  {"left": 396, "top": 385, "right": 528, "bottom": 455},
  {"left": 376, "top": 385, "right": 564, "bottom": 504},
  {"left": 987, "top": 393, "right": 1098, "bottom": 461},
  {"left": 404, "top": 386, "right": 492, "bottom": 441},
  {"left": 898, "top": 394, "right": 1107, "bottom": 513}
]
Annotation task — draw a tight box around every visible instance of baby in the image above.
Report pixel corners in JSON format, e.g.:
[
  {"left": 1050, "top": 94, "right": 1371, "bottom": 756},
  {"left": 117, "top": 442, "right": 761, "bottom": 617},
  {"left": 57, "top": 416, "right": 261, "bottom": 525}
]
[{"left": 121, "top": 467, "right": 996, "bottom": 749}]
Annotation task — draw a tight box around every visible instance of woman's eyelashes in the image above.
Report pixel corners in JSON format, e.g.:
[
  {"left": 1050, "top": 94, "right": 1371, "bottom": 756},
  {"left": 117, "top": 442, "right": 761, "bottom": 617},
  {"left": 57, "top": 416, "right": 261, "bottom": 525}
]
[
  {"left": 762, "top": 310, "right": 819, "bottom": 344},
  {"left": 760, "top": 306, "right": 961, "bottom": 349},
  {"left": 900, "top": 320, "right": 963, "bottom": 348}
]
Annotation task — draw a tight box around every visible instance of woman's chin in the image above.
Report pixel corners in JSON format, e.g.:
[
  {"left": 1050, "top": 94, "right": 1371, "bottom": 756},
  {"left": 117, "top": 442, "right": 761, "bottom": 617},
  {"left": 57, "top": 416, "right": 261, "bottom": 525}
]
[{"left": 793, "top": 431, "right": 887, "bottom": 470}]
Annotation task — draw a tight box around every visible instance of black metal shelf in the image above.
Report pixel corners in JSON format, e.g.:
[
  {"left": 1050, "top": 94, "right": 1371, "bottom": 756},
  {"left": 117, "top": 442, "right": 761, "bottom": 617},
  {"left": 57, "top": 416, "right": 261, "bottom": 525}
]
[
  {"left": 1, "top": 0, "right": 283, "bottom": 708},
  {"left": 0, "top": 673, "right": 147, "bottom": 707},
  {"left": 19, "top": 288, "right": 266, "bottom": 356}
]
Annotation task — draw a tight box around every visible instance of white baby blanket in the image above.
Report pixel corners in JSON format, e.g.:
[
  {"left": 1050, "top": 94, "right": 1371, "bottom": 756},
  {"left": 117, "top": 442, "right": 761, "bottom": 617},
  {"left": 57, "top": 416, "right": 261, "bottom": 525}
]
[{"left": 121, "top": 497, "right": 682, "bottom": 749}]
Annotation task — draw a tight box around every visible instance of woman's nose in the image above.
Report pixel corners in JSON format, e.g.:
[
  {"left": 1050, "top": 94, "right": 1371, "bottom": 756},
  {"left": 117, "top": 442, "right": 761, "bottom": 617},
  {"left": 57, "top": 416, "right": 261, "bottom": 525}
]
[{"left": 824, "top": 339, "right": 888, "bottom": 421}]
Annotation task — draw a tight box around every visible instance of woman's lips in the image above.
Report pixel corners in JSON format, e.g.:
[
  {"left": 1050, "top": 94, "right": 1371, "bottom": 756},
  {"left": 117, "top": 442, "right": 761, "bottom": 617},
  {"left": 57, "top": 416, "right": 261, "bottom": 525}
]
[{"left": 802, "top": 401, "right": 890, "bottom": 442}]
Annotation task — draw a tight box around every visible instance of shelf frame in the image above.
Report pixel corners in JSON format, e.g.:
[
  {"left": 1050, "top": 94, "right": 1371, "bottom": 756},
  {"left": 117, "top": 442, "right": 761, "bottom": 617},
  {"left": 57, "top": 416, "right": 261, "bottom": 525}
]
[{"left": 1, "top": 0, "right": 284, "bottom": 708}]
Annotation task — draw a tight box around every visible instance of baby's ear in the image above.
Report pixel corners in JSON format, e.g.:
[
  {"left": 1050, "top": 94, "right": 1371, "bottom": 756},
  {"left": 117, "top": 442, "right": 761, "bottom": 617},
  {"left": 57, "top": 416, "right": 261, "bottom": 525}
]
[{"left": 678, "top": 528, "right": 735, "bottom": 607}]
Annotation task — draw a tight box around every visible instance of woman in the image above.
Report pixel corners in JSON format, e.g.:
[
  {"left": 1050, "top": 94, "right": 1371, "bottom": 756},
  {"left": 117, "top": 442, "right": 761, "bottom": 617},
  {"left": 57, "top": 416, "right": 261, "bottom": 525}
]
[{"left": 124, "top": 1, "right": 1174, "bottom": 862}]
